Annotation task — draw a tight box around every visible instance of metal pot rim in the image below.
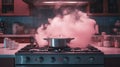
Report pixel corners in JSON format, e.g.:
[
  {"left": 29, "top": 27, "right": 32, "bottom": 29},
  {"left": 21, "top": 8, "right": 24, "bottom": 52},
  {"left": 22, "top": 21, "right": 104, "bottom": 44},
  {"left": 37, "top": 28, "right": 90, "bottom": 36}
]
[{"left": 44, "top": 38, "right": 74, "bottom": 40}]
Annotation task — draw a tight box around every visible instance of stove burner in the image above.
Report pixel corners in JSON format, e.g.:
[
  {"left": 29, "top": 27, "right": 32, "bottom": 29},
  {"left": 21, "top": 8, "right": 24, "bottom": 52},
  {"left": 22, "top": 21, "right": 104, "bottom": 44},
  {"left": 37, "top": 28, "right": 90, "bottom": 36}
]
[
  {"left": 48, "top": 47, "right": 71, "bottom": 52},
  {"left": 17, "top": 44, "right": 101, "bottom": 53},
  {"left": 29, "top": 48, "right": 48, "bottom": 52},
  {"left": 71, "top": 47, "right": 86, "bottom": 52}
]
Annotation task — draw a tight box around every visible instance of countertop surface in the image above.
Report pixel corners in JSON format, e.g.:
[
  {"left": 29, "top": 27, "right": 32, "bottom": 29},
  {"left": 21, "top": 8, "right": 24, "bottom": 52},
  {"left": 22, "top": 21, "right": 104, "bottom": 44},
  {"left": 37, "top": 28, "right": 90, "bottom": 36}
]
[
  {"left": 0, "top": 43, "right": 120, "bottom": 57},
  {"left": 93, "top": 45, "right": 120, "bottom": 54},
  {"left": 0, "top": 34, "right": 33, "bottom": 37},
  {"left": 92, "top": 44, "right": 120, "bottom": 57},
  {"left": 0, "top": 43, "right": 29, "bottom": 57}
]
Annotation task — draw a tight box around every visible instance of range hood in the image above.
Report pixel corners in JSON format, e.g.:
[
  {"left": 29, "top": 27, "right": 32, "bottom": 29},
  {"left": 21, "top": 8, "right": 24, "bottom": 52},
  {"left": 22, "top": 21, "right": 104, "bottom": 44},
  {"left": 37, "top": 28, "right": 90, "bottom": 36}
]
[{"left": 23, "top": 0, "right": 88, "bottom": 7}]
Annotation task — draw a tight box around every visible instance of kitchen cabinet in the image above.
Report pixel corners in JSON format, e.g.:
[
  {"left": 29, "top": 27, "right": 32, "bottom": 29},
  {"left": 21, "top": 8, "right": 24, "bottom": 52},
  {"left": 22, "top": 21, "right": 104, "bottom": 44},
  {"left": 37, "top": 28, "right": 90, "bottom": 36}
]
[
  {"left": 0, "top": 58, "right": 15, "bottom": 67},
  {"left": 105, "top": 57, "right": 120, "bottom": 67},
  {"left": 1, "top": 0, "right": 14, "bottom": 14},
  {"left": 92, "top": 41, "right": 120, "bottom": 67},
  {"left": 0, "top": 0, "right": 30, "bottom": 16},
  {"left": 88, "top": 0, "right": 120, "bottom": 16},
  {"left": 0, "top": 43, "right": 28, "bottom": 67}
]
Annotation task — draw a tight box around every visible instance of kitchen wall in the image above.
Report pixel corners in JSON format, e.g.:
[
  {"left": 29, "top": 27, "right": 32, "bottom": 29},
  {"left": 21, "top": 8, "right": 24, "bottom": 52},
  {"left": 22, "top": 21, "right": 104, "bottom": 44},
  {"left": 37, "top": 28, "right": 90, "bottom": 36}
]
[
  {"left": 0, "top": 16, "right": 120, "bottom": 34},
  {"left": 0, "top": 0, "right": 120, "bottom": 34},
  {"left": 0, "top": 16, "right": 33, "bottom": 34},
  {"left": 91, "top": 16, "right": 120, "bottom": 34}
]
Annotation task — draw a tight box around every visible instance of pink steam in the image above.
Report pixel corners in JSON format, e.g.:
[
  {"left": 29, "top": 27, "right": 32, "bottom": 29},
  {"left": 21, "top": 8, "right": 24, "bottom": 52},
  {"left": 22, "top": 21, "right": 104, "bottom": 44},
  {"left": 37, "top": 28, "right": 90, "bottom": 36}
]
[{"left": 35, "top": 9, "right": 98, "bottom": 48}]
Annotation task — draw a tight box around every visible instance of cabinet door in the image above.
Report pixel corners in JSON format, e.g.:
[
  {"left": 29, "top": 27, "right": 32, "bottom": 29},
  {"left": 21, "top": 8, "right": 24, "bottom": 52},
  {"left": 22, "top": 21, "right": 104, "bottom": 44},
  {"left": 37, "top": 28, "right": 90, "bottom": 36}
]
[
  {"left": 1, "top": 0, "right": 14, "bottom": 13},
  {"left": 105, "top": 57, "right": 120, "bottom": 67},
  {"left": 0, "top": 0, "right": 30, "bottom": 16},
  {"left": 0, "top": 58, "right": 15, "bottom": 67},
  {"left": 14, "top": 0, "right": 30, "bottom": 16},
  {"left": 107, "top": 0, "right": 120, "bottom": 13},
  {"left": 89, "top": 0, "right": 103, "bottom": 13},
  {"left": 88, "top": 0, "right": 120, "bottom": 16}
]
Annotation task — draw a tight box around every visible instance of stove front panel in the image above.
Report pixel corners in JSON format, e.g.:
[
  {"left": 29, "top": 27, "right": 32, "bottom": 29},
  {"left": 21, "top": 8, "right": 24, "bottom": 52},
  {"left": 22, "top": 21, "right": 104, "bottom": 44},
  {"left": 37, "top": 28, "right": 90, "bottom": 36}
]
[
  {"left": 15, "top": 53, "right": 104, "bottom": 64},
  {"left": 16, "top": 64, "right": 104, "bottom": 67}
]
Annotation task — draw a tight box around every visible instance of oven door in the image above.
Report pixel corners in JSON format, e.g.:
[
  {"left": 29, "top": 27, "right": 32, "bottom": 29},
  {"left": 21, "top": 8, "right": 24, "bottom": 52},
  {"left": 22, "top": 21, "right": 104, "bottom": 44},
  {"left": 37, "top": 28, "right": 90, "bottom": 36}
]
[{"left": 16, "top": 64, "right": 104, "bottom": 67}]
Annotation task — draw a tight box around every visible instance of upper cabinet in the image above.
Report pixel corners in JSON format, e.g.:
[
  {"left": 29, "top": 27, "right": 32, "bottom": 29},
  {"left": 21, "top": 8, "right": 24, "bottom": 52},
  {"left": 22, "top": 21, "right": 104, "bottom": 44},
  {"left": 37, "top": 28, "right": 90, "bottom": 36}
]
[
  {"left": 88, "top": 0, "right": 120, "bottom": 16},
  {"left": 0, "top": 0, "right": 120, "bottom": 16},
  {"left": 0, "top": 0, "right": 30, "bottom": 16}
]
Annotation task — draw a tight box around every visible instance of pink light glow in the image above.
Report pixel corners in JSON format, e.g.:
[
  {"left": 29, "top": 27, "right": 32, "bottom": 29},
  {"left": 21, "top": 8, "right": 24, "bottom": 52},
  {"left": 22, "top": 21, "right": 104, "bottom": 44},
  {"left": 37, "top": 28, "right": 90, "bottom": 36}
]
[
  {"left": 42, "top": 1, "right": 85, "bottom": 4},
  {"left": 35, "top": 8, "right": 97, "bottom": 48}
]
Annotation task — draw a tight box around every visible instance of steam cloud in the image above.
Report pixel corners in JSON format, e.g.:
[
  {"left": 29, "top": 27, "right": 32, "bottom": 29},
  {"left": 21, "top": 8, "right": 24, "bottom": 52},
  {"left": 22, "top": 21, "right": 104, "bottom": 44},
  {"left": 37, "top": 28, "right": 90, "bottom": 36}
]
[{"left": 35, "top": 6, "right": 98, "bottom": 48}]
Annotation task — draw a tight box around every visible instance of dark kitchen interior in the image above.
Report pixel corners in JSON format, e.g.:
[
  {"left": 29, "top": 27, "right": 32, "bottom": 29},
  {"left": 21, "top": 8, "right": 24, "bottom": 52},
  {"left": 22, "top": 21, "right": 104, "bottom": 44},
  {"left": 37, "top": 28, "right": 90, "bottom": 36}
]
[{"left": 0, "top": 0, "right": 120, "bottom": 67}]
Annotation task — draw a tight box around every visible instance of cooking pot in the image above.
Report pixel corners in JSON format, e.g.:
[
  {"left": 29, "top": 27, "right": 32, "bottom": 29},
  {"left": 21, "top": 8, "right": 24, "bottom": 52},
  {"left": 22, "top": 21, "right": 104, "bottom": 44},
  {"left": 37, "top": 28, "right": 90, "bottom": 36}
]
[{"left": 44, "top": 38, "right": 74, "bottom": 48}]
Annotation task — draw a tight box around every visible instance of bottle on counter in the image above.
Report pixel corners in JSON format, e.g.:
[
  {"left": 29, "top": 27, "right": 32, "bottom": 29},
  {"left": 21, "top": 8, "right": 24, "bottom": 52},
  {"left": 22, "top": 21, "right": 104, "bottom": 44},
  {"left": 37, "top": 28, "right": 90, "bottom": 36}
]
[
  {"left": 4, "top": 37, "right": 19, "bottom": 49},
  {"left": 3, "top": 37, "right": 9, "bottom": 48}
]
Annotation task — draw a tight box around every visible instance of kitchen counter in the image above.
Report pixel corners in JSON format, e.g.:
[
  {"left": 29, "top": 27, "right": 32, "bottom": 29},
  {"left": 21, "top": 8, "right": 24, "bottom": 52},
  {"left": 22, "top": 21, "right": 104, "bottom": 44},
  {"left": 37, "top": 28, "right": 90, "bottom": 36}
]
[
  {"left": 0, "top": 34, "right": 33, "bottom": 37},
  {"left": 92, "top": 44, "right": 120, "bottom": 57},
  {"left": 0, "top": 43, "right": 29, "bottom": 58},
  {"left": 0, "top": 43, "right": 120, "bottom": 57}
]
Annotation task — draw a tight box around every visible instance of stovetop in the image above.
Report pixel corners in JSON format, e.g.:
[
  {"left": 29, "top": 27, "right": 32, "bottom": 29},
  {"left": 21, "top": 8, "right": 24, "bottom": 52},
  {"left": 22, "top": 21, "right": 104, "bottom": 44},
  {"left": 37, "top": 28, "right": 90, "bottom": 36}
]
[
  {"left": 16, "top": 44, "right": 103, "bottom": 54},
  {"left": 15, "top": 44, "right": 104, "bottom": 65}
]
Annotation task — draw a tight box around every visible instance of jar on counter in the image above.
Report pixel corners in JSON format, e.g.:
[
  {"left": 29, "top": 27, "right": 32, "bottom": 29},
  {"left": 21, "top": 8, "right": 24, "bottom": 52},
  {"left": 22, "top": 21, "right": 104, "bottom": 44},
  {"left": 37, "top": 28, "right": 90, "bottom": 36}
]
[
  {"left": 103, "top": 35, "right": 112, "bottom": 47},
  {"left": 103, "top": 40, "right": 111, "bottom": 47},
  {"left": 97, "top": 32, "right": 107, "bottom": 47},
  {"left": 97, "top": 36, "right": 103, "bottom": 47},
  {"left": 114, "top": 39, "right": 120, "bottom": 48},
  {"left": 97, "top": 41, "right": 103, "bottom": 47}
]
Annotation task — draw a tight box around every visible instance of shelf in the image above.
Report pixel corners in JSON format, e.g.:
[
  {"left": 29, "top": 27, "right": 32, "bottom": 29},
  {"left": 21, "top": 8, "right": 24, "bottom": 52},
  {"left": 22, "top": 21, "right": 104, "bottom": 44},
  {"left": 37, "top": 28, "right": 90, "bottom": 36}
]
[
  {"left": 88, "top": 13, "right": 120, "bottom": 16},
  {"left": 88, "top": 13, "right": 105, "bottom": 16},
  {"left": 0, "top": 13, "right": 30, "bottom": 16},
  {"left": 2, "top": 3, "right": 13, "bottom": 5}
]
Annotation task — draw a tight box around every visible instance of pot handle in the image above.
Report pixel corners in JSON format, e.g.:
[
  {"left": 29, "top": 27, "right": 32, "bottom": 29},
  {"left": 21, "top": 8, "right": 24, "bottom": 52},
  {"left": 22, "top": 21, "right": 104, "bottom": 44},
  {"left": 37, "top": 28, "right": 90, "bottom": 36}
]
[
  {"left": 66, "top": 38, "right": 74, "bottom": 43},
  {"left": 43, "top": 38, "right": 49, "bottom": 40}
]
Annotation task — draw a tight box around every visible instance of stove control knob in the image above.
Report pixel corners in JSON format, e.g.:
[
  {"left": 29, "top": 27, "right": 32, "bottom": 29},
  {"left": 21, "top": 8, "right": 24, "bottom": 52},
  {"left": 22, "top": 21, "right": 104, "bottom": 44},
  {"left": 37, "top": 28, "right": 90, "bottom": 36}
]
[
  {"left": 38, "top": 57, "right": 44, "bottom": 63},
  {"left": 89, "top": 57, "right": 95, "bottom": 62},
  {"left": 51, "top": 57, "right": 56, "bottom": 63},
  {"left": 25, "top": 57, "right": 30, "bottom": 62},
  {"left": 35, "top": 57, "right": 44, "bottom": 63},
  {"left": 76, "top": 57, "right": 81, "bottom": 62},
  {"left": 63, "top": 57, "right": 69, "bottom": 63}
]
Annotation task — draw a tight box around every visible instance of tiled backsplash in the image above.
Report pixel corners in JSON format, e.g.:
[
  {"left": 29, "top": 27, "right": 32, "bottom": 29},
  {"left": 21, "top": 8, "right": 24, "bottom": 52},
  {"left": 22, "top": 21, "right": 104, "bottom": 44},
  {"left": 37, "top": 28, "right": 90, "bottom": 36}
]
[{"left": 0, "top": 16, "right": 120, "bottom": 34}]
